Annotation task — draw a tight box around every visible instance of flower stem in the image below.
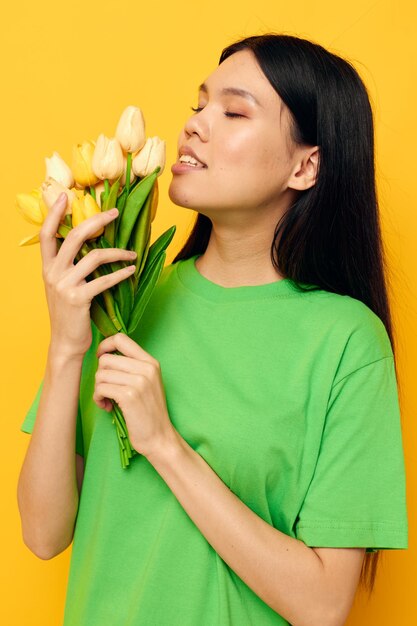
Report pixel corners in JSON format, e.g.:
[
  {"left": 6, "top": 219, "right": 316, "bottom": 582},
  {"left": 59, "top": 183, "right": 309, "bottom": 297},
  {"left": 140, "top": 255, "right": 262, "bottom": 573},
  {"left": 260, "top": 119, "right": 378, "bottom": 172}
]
[
  {"left": 104, "top": 178, "right": 110, "bottom": 202},
  {"left": 126, "top": 152, "right": 132, "bottom": 196},
  {"left": 110, "top": 340, "right": 138, "bottom": 468},
  {"left": 89, "top": 185, "right": 96, "bottom": 200}
]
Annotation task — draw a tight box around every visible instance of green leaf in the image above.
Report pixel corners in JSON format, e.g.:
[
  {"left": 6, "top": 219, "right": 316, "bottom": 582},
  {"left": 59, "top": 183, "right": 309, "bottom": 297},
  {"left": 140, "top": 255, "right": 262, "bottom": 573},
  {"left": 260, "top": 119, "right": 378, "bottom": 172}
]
[
  {"left": 132, "top": 224, "right": 176, "bottom": 291},
  {"left": 127, "top": 177, "right": 141, "bottom": 194},
  {"left": 115, "top": 187, "right": 128, "bottom": 243},
  {"left": 136, "top": 244, "right": 164, "bottom": 294},
  {"left": 102, "top": 176, "right": 122, "bottom": 212},
  {"left": 91, "top": 297, "right": 119, "bottom": 337},
  {"left": 98, "top": 236, "right": 116, "bottom": 276},
  {"left": 99, "top": 236, "right": 134, "bottom": 323},
  {"left": 137, "top": 224, "right": 151, "bottom": 279},
  {"left": 116, "top": 187, "right": 128, "bottom": 211},
  {"left": 99, "top": 235, "right": 113, "bottom": 247},
  {"left": 116, "top": 168, "right": 159, "bottom": 250},
  {"left": 103, "top": 177, "right": 122, "bottom": 246},
  {"left": 145, "top": 225, "right": 176, "bottom": 268},
  {"left": 96, "top": 291, "right": 106, "bottom": 312},
  {"left": 129, "top": 187, "right": 152, "bottom": 282},
  {"left": 127, "top": 250, "right": 166, "bottom": 336},
  {"left": 114, "top": 299, "right": 128, "bottom": 334}
]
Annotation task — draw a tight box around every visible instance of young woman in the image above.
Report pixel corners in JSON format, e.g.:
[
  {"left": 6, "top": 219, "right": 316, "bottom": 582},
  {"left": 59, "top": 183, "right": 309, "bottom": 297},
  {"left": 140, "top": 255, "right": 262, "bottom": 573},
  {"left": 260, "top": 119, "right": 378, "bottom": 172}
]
[{"left": 18, "top": 34, "right": 408, "bottom": 626}]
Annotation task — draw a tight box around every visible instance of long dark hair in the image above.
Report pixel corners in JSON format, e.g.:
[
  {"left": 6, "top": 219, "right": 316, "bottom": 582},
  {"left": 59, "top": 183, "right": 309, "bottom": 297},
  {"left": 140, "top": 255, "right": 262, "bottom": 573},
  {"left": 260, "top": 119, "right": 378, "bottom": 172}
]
[{"left": 172, "top": 33, "right": 400, "bottom": 594}]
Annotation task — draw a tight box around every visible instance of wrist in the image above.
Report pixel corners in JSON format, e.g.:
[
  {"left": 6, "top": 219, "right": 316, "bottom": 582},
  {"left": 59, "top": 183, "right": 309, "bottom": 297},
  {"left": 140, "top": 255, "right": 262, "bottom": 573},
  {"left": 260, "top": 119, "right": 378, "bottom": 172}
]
[
  {"left": 145, "top": 426, "right": 186, "bottom": 467},
  {"left": 48, "top": 340, "right": 86, "bottom": 363}
]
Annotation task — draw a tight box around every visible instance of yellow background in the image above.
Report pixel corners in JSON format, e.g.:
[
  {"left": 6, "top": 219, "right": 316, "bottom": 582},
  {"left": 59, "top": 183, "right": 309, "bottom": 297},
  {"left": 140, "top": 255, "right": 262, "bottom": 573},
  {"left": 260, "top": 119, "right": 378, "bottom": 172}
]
[{"left": 2, "top": 0, "right": 416, "bottom": 624}]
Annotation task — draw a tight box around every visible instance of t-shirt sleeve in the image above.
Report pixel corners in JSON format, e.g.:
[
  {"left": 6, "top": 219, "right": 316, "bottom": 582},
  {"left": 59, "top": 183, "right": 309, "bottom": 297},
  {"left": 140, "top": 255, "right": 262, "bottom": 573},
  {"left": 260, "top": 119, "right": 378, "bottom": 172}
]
[
  {"left": 294, "top": 355, "right": 408, "bottom": 552},
  {"left": 20, "top": 377, "right": 84, "bottom": 457}
]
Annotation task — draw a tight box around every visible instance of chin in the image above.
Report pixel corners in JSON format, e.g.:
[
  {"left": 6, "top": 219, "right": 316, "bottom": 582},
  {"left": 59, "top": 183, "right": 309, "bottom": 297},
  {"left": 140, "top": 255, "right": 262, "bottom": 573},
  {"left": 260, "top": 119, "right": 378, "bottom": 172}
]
[{"left": 168, "top": 182, "right": 201, "bottom": 209}]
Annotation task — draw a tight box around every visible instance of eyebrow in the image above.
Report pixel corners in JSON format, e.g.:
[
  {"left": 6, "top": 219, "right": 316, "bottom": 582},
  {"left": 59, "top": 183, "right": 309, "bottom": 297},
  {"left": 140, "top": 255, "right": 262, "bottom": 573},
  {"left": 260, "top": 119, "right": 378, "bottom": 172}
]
[{"left": 198, "top": 82, "right": 262, "bottom": 107}]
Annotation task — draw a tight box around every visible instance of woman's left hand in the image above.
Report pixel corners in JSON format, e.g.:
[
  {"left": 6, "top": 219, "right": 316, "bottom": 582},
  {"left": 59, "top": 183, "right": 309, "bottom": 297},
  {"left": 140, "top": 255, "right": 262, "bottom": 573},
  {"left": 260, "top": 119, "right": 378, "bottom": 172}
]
[{"left": 94, "top": 332, "right": 177, "bottom": 458}]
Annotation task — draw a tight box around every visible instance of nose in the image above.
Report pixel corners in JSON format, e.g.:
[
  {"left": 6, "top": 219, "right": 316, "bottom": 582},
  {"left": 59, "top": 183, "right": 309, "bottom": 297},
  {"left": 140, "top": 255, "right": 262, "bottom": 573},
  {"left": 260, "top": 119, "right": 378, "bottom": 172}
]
[{"left": 183, "top": 110, "right": 208, "bottom": 142}]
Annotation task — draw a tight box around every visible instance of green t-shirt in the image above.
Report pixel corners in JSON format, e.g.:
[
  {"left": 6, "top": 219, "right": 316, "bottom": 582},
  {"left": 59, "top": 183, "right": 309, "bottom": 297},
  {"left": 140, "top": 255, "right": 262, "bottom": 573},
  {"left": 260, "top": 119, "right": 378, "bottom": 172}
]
[{"left": 20, "top": 254, "right": 408, "bottom": 626}]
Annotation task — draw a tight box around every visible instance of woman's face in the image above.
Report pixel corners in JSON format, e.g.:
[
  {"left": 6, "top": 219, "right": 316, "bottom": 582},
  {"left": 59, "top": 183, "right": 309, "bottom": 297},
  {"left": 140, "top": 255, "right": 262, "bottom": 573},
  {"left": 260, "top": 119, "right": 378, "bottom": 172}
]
[{"left": 168, "top": 49, "right": 312, "bottom": 222}]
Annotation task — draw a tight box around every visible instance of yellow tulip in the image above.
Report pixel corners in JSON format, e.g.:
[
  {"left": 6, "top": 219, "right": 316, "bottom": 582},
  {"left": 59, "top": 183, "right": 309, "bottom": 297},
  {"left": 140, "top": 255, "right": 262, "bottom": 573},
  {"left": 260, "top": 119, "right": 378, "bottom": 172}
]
[
  {"left": 115, "top": 105, "right": 146, "bottom": 153},
  {"left": 71, "top": 190, "right": 104, "bottom": 239},
  {"left": 36, "top": 187, "right": 48, "bottom": 220},
  {"left": 72, "top": 140, "right": 100, "bottom": 187},
  {"left": 16, "top": 190, "right": 45, "bottom": 226},
  {"left": 18, "top": 232, "right": 41, "bottom": 246},
  {"left": 16, "top": 187, "right": 51, "bottom": 246},
  {"left": 131, "top": 136, "right": 166, "bottom": 178},
  {"left": 41, "top": 177, "right": 74, "bottom": 216},
  {"left": 45, "top": 151, "right": 74, "bottom": 188},
  {"left": 92, "top": 134, "right": 124, "bottom": 180},
  {"left": 71, "top": 191, "right": 86, "bottom": 227},
  {"left": 30, "top": 187, "right": 49, "bottom": 220}
]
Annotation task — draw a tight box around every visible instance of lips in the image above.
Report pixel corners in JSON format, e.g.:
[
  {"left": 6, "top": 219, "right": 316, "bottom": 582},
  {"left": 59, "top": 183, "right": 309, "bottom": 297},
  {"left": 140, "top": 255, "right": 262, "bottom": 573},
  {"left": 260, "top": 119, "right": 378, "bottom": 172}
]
[
  {"left": 178, "top": 145, "right": 207, "bottom": 167},
  {"left": 171, "top": 161, "right": 207, "bottom": 174}
]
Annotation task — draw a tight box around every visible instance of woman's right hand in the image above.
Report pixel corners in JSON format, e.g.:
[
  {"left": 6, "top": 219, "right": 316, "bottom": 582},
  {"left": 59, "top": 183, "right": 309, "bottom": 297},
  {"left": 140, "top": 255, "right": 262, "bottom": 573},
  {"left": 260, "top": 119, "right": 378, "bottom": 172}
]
[{"left": 40, "top": 192, "right": 137, "bottom": 358}]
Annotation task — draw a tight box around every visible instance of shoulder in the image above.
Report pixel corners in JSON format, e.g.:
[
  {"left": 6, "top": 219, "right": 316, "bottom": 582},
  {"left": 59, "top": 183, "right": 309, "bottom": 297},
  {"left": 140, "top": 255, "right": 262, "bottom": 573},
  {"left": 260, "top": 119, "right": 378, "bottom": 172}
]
[
  {"left": 295, "top": 286, "right": 392, "bottom": 350},
  {"left": 315, "top": 291, "right": 394, "bottom": 383},
  {"left": 320, "top": 291, "right": 389, "bottom": 337}
]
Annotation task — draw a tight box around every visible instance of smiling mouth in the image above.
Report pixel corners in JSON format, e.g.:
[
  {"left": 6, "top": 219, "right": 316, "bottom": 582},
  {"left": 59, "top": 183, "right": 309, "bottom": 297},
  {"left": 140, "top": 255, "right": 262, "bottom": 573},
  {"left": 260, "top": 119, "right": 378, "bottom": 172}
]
[
  {"left": 176, "top": 158, "right": 207, "bottom": 168},
  {"left": 171, "top": 160, "right": 208, "bottom": 173}
]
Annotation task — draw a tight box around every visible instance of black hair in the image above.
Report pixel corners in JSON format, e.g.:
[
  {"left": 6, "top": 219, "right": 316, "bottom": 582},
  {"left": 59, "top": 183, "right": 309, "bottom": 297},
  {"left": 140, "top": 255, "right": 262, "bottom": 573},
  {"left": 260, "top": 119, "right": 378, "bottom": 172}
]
[{"left": 172, "top": 33, "right": 400, "bottom": 595}]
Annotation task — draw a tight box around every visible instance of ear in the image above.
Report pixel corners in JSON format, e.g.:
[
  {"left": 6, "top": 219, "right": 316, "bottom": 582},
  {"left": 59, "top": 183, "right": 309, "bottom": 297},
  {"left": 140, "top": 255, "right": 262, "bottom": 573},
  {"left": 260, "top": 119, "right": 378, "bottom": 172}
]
[{"left": 287, "top": 146, "right": 319, "bottom": 192}]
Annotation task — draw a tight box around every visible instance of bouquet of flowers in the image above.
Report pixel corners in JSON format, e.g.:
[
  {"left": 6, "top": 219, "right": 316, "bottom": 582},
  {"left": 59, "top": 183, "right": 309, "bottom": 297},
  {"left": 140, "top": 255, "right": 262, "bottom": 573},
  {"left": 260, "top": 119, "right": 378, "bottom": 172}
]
[{"left": 16, "top": 105, "right": 176, "bottom": 468}]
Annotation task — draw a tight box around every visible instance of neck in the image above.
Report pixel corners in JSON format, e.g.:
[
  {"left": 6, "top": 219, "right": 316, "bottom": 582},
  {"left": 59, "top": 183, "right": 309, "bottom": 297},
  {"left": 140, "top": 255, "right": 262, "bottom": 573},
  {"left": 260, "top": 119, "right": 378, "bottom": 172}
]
[{"left": 195, "top": 223, "right": 285, "bottom": 288}]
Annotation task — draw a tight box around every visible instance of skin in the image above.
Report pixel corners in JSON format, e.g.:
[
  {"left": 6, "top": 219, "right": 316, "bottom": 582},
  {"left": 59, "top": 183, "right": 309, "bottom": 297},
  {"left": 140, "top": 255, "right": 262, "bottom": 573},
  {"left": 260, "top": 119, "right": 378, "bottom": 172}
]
[{"left": 168, "top": 48, "right": 319, "bottom": 287}]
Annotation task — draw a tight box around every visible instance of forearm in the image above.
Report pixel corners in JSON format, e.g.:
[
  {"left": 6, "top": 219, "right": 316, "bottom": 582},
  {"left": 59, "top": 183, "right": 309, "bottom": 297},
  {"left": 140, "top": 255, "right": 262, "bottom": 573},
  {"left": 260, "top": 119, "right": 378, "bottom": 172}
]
[
  {"left": 17, "top": 344, "right": 83, "bottom": 559},
  {"left": 147, "top": 431, "right": 334, "bottom": 626}
]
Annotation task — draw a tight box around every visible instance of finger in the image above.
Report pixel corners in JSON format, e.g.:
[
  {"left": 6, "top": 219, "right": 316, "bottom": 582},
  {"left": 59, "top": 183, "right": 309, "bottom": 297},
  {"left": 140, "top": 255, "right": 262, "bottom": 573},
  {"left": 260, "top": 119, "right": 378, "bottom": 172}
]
[
  {"left": 97, "top": 333, "right": 156, "bottom": 363},
  {"left": 93, "top": 382, "right": 124, "bottom": 409},
  {"left": 70, "top": 247, "right": 137, "bottom": 285},
  {"left": 54, "top": 208, "right": 120, "bottom": 271},
  {"left": 39, "top": 192, "right": 68, "bottom": 268},
  {"left": 98, "top": 352, "right": 154, "bottom": 376},
  {"left": 95, "top": 395, "right": 111, "bottom": 411},
  {"left": 98, "top": 398, "right": 113, "bottom": 412},
  {"left": 80, "top": 263, "right": 136, "bottom": 303},
  {"left": 96, "top": 369, "right": 146, "bottom": 388}
]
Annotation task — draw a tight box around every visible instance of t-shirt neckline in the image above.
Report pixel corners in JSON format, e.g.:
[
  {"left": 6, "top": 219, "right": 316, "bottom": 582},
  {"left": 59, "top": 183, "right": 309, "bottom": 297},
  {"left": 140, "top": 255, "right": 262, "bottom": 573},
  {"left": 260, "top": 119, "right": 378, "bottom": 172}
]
[{"left": 176, "top": 254, "right": 305, "bottom": 302}]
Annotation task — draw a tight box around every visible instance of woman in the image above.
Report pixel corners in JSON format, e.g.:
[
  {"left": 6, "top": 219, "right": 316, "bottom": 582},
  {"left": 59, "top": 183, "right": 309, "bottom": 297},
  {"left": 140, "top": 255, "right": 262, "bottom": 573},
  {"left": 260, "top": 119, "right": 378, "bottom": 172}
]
[{"left": 18, "top": 34, "right": 408, "bottom": 626}]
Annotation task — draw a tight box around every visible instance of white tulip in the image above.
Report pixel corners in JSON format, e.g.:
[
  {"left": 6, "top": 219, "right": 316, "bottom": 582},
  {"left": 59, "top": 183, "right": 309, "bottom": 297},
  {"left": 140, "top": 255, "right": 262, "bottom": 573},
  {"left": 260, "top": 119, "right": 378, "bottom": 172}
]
[
  {"left": 45, "top": 151, "right": 74, "bottom": 188},
  {"left": 115, "top": 105, "right": 146, "bottom": 153},
  {"left": 41, "top": 177, "right": 75, "bottom": 214},
  {"left": 131, "top": 136, "right": 166, "bottom": 178},
  {"left": 92, "top": 134, "right": 124, "bottom": 180}
]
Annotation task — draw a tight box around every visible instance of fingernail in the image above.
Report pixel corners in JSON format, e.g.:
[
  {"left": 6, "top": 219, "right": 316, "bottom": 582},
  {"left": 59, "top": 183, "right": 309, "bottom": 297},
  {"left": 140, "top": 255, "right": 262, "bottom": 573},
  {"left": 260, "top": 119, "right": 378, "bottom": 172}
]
[
  {"left": 109, "top": 208, "right": 118, "bottom": 216},
  {"left": 58, "top": 192, "right": 66, "bottom": 203}
]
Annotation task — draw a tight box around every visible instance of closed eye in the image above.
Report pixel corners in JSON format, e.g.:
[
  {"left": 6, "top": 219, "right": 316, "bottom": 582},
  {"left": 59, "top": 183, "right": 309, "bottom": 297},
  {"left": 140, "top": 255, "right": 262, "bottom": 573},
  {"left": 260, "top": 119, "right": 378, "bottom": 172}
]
[{"left": 190, "top": 106, "right": 245, "bottom": 119}]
